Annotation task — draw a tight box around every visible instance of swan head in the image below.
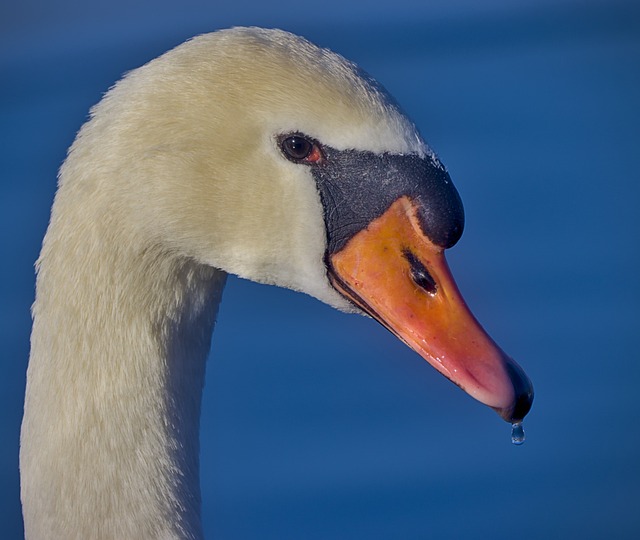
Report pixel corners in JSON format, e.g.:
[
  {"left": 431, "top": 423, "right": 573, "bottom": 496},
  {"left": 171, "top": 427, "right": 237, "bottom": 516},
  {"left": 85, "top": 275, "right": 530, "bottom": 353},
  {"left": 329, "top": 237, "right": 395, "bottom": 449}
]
[{"left": 62, "top": 27, "right": 532, "bottom": 422}]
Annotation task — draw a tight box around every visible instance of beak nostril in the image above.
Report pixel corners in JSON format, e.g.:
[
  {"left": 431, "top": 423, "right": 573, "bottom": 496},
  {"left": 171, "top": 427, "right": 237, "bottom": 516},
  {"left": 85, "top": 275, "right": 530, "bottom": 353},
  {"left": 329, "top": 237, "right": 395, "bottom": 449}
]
[{"left": 403, "top": 249, "right": 437, "bottom": 295}]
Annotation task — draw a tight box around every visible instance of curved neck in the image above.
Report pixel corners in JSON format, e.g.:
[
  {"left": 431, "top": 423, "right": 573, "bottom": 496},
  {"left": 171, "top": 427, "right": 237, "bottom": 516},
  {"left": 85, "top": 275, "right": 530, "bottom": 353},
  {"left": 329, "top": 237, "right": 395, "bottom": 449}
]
[{"left": 21, "top": 222, "right": 226, "bottom": 540}]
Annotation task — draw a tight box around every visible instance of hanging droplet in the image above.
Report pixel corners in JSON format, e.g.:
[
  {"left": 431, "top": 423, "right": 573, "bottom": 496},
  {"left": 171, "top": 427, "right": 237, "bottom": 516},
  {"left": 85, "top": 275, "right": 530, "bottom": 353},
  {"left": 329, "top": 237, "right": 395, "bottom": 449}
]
[{"left": 511, "top": 422, "right": 525, "bottom": 445}]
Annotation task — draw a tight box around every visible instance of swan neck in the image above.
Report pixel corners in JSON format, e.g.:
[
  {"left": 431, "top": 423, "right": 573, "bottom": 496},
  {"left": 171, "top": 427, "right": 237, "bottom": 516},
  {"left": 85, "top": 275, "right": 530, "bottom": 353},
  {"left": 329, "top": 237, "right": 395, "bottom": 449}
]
[{"left": 21, "top": 230, "right": 226, "bottom": 539}]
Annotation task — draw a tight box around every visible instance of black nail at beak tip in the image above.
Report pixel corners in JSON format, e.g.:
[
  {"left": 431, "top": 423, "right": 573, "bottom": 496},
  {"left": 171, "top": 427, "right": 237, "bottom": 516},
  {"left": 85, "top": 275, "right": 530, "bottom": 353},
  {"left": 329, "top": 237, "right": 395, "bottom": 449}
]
[{"left": 499, "top": 360, "right": 534, "bottom": 423}]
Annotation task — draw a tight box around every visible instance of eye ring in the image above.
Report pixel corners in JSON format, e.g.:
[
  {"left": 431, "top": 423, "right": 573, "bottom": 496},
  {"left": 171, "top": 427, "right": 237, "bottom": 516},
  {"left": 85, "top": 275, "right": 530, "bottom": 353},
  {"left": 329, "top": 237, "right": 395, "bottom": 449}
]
[{"left": 279, "top": 134, "right": 324, "bottom": 165}]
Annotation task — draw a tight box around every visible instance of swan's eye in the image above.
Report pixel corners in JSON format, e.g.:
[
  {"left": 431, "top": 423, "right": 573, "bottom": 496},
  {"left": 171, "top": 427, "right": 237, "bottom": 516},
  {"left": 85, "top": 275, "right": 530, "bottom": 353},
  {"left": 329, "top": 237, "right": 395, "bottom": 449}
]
[
  {"left": 282, "top": 136, "right": 311, "bottom": 159},
  {"left": 279, "top": 134, "right": 323, "bottom": 164}
]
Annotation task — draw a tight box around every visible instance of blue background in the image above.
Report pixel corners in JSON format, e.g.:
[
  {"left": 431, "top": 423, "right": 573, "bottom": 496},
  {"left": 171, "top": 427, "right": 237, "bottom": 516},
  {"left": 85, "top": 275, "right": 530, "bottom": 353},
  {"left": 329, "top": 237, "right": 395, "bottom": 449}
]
[{"left": 2, "top": 1, "right": 639, "bottom": 538}]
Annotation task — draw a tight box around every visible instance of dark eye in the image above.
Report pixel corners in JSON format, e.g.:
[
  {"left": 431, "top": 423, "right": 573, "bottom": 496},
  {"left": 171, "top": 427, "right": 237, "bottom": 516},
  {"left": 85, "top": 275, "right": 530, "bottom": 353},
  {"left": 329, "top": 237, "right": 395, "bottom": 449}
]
[
  {"left": 279, "top": 134, "right": 323, "bottom": 164},
  {"left": 282, "top": 136, "right": 312, "bottom": 159}
]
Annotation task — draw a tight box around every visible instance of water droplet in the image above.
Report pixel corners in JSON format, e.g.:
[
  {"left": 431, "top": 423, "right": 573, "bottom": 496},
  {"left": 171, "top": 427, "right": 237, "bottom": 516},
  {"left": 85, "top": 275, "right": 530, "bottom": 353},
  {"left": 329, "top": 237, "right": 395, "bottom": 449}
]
[{"left": 511, "top": 422, "right": 525, "bottom": 445}]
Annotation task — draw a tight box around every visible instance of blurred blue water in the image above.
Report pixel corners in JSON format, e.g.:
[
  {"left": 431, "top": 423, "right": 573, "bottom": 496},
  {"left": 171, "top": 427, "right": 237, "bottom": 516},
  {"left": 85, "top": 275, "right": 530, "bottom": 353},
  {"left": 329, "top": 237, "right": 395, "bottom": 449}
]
[{"left": 2, "top": 1, "right": 639, "bottom": 539}]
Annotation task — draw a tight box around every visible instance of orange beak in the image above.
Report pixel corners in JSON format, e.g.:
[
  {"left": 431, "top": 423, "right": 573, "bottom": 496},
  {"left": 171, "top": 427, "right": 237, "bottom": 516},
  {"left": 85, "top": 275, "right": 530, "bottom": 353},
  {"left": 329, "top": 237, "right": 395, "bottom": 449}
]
[{"left": 327, "top": 196, "right": 533, "bottom": 422}]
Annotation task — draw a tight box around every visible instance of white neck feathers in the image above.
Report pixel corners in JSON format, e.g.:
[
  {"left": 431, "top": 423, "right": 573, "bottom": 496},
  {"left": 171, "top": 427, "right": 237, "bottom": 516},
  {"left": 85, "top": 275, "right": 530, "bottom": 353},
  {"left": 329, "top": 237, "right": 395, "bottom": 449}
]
[{"left": 21, "top": 208, "right": 225, "bottom": 539}]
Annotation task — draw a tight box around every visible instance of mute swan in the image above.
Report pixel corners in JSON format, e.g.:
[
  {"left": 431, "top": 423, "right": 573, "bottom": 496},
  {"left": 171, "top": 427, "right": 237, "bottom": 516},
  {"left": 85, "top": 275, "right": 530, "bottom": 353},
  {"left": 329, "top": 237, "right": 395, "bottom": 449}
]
[{"left": 21, "top": 27, "right": 533, "bottom": 539}]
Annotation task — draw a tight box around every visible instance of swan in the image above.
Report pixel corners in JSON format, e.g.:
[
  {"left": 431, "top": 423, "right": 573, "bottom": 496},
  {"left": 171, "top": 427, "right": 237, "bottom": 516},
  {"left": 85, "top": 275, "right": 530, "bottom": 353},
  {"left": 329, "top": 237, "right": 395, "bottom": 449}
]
[{"left": 20, "top": 27, "right": 533, "bottom": 539}]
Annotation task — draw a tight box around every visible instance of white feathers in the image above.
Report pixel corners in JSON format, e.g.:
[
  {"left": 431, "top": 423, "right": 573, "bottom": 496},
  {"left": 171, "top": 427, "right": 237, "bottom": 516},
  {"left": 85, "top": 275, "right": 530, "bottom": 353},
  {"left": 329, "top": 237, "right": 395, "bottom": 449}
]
[{"left": 21, "top": 27, "right": 428, "bottom": 539}]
